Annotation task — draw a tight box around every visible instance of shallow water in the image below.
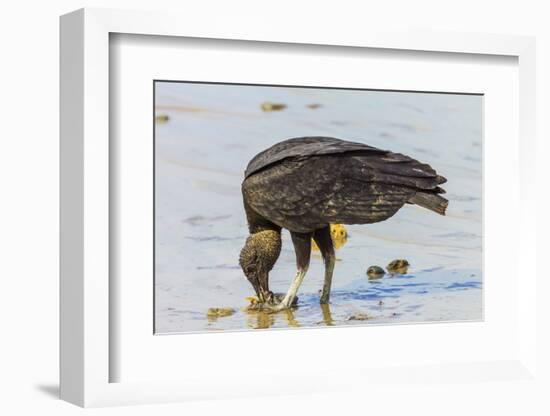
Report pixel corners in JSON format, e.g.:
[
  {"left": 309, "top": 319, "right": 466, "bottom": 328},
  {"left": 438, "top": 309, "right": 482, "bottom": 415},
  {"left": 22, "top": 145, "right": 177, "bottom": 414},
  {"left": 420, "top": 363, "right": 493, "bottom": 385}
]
[{"left": 154, "top": 82, "right": 483, "bottom": 334}]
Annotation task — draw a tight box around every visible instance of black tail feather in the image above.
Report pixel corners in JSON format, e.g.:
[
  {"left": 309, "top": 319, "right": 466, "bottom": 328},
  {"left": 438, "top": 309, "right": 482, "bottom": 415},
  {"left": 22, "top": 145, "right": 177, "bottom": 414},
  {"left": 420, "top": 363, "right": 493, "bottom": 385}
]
[{"left": 408, "top": 192, "right": 448, "bottom": 215}]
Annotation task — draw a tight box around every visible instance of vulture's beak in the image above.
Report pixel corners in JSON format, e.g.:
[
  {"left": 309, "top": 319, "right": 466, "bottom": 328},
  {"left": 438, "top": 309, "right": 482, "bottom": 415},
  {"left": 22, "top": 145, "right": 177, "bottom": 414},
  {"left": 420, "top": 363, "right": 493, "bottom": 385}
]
[
  {"left": 256, "top": 271, "right": 274, "bottom": 304},
  {"left": 248, "top": 277, "right": 262, "bottom": 301}
]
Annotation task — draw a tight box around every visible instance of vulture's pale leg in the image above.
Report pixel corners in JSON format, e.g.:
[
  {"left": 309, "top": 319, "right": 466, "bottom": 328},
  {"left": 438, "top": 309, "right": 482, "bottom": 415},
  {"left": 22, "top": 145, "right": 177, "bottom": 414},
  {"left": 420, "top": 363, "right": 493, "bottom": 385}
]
[
  {"left": 313, "top": 226, "right": 336, "bottom": 304},
  {"left": 274, "top": 232, "right": 312, "bottom": 311}
]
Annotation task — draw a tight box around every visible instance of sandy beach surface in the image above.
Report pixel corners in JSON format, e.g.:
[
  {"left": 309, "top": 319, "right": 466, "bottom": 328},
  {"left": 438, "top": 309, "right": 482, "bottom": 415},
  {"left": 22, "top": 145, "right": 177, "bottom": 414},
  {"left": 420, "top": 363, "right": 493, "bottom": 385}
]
[{"left": 154, "top": 82, "right": 483, "bottom": 334}]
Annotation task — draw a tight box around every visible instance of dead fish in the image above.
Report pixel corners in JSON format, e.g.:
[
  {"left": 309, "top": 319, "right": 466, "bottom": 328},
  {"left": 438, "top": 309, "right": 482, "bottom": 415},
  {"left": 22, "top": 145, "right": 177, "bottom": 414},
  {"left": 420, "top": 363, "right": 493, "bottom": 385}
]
[
  {"left": 387, "top": 259, "right": 410, "bottom": 275},
  {"left": 367, "top": 265, "right": 385, "bottom": 279},
  {"left": 261, "top": 102, "right": 287, "bottom": 112},
  {"left": 155, "top": 114, "right": 170, "bottom": 123}
]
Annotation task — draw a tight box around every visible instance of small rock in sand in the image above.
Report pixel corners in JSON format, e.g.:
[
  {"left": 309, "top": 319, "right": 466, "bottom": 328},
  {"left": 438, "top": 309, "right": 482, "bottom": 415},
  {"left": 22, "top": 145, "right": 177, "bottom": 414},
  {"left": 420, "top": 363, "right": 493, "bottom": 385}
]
[
  {"left": 387, "top": 259, "right": 410, "bottom": 274},
  {"left": 155, "top": 114, "right": 170, "bottom": 123},
  {"left": 261, "top": 102, "right": 287, "bottom": 112},
  {"left": 367, "top": 265, "right": 385, "bottom": 279},
  {"left": 347, "top": 313, "right": 370, "bottom": 321}
]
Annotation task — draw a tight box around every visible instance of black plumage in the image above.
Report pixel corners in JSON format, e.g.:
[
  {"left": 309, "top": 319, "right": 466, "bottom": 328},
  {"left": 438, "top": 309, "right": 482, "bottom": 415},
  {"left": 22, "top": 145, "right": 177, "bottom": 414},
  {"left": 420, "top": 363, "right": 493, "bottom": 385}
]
[{"left": 239, "top": 136, "right": 447, "bottom": 310}]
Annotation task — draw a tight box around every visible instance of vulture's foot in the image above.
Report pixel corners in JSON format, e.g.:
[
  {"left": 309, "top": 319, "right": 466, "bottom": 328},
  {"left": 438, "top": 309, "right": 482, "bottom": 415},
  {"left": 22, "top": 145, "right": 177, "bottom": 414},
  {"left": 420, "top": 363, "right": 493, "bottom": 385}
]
[
  {"left": 262, "top": 293, "right": 298, "bottom": 313},
  {"left": 246, "top": 293, "right": 298, "bottom": 313},
  {"left": 262, "top": 302, "right": 292, "bottom": 313}
]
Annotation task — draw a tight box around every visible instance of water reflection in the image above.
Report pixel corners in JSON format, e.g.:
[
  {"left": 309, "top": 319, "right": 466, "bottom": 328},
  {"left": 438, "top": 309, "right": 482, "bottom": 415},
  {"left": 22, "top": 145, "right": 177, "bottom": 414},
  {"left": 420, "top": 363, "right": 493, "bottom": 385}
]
[
  {"left": 241, "top": 303, "right": 339, "bottom": 329},
  {"left": 245, "top": 309, "right": 275, "bottom": 329},
  {"left": 320, "top": 303, "right": 335, "bottom": 326},
  {"left": 244, "top": 308, "right": 299, "bottom": 329},
  {"left": 282, "top": 310, "right": 300, "bottom": 328}
]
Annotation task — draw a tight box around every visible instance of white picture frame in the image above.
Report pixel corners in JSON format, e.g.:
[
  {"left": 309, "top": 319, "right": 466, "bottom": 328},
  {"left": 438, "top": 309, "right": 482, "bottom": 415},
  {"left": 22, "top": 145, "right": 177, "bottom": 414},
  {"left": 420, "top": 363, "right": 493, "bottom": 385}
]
[{"left": 60, "top": 7, "right": 537, "bottom": 407}]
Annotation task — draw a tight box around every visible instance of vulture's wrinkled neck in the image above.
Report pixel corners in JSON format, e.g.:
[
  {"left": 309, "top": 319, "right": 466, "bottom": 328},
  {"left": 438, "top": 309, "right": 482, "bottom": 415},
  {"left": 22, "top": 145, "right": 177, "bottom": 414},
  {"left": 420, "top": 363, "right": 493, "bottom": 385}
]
[{"left": 246, "top": 229, "right": 282, "bottom": 270}]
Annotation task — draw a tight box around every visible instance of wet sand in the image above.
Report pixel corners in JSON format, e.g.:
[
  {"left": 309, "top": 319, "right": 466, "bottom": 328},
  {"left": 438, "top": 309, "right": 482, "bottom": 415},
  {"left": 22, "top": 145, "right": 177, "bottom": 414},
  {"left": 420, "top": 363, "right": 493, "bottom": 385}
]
[{"left": 154, "top": 82, "right": 483, "bottom": 334}]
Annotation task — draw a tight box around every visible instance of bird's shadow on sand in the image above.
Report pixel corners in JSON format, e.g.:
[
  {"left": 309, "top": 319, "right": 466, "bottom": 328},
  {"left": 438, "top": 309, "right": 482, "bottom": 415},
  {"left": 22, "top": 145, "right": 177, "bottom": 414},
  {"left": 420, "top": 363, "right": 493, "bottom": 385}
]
[{"left": 34, "top": 383, "right": 59, "bottom": 399}]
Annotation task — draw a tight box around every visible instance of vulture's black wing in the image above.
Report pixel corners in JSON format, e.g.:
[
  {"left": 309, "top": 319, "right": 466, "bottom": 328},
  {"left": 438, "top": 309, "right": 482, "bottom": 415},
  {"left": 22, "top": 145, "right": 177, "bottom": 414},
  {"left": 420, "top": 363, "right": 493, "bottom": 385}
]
[
  {"left": 244, "top": 136, "right": 386, "bottom": 178},
  {"left": 242, "top": 137, "right": 447, "bottom": 233}
]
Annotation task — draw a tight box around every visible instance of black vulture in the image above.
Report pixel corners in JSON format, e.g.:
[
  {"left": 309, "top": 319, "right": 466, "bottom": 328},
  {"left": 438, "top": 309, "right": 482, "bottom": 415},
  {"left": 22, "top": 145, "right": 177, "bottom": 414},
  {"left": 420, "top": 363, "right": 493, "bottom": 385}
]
[{"left": 239, "top": 136, "right": 447, "bottom": 311}]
